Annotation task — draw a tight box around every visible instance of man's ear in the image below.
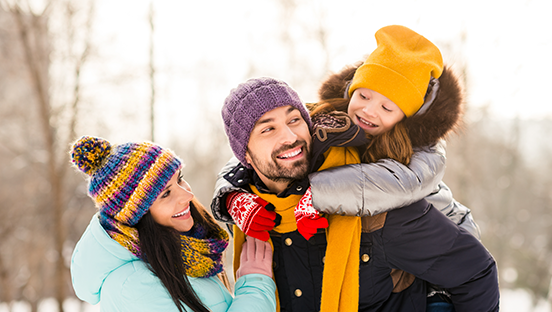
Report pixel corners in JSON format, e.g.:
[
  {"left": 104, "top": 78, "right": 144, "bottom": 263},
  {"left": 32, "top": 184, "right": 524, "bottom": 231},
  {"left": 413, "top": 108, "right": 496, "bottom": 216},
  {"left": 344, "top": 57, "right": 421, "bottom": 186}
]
[{"left": 244, "top": 150, "right": 252, "bottom": 165}]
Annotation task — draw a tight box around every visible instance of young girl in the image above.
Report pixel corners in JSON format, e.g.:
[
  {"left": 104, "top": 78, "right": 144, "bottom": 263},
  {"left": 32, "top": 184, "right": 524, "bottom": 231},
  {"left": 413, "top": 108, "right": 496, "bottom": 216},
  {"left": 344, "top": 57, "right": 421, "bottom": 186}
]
[
  {"left": 305, "top": 24, "right": 471, "bottom": 226},
  {"left": 70, "top": 136, "right": 276, "bottom": 312},
  {"left": 301, "top": 24, "right": 478, "bottom": 311}
]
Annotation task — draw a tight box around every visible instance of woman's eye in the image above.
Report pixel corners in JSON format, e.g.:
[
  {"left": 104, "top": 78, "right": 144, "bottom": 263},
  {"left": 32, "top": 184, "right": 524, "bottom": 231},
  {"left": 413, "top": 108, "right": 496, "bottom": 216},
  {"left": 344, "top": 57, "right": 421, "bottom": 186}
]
[
  {"left": 382, "top": 105, "right": 392, "bottom": 112},
  {"left": 360, "top": 93, "right": 368, "bottom": 100},
  {"left": 161, "top": 190, "right": 171, "bottom": 198}
]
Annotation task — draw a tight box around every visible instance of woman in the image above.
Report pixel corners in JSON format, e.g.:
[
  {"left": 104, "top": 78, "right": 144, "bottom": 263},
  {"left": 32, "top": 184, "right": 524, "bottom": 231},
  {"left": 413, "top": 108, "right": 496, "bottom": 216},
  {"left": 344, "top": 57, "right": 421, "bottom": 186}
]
[{"left": 70, "top": 136, "right": 276, "bottom": 312}]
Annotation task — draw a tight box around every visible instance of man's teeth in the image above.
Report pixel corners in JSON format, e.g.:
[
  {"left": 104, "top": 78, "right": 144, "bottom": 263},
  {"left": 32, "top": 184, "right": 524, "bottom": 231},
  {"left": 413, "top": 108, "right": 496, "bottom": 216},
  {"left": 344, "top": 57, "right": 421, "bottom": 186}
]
[
  {"left": 172, "top": 208, "right": 189, "bottom": 218},
  {"left": 279, "top": 148, "right": 301, "bottom": 159}
]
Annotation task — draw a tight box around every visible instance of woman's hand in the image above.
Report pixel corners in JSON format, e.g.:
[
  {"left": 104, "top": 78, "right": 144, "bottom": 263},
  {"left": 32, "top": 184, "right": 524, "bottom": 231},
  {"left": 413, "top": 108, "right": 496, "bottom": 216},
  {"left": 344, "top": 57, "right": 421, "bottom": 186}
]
[{"left": 236, "top": 237, "right": 273, "bottom": 279}]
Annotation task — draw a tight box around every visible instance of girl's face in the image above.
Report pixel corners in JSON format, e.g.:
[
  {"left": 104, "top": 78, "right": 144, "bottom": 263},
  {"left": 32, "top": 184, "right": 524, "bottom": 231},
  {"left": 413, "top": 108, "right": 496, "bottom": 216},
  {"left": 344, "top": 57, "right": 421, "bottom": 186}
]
[
  {"left": 149, "top": 171, "right": 195, "bottom": 232},
  {"left": 348, "top": 88, "right": 405, "bottom": 136}
]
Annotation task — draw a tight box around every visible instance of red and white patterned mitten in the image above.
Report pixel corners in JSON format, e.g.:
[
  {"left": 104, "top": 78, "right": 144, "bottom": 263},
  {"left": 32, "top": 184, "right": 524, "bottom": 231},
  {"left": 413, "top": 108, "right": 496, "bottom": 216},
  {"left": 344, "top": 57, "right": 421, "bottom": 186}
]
[
  {"left": 295, "top": 187, "right": 328, "bottom": 241},
  {"left": 227, "top": 192, "right": 279, "bottom": 242}
]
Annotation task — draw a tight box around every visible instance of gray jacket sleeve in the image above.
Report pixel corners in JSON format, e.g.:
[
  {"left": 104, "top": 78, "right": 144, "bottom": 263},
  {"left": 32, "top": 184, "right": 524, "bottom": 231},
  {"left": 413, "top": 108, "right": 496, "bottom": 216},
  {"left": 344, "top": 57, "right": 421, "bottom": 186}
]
[
  {"left": 309, "top": 142, "right": 447, "bottom": 217},
  {"left": 309, "top": 141, "right": 481, "bottom": 238},
  {"left": 210, "top": 157, "right": 248, "bottom": 224},
  {"left": 425, "top": 182, "right": 481, "bottom": 239}
]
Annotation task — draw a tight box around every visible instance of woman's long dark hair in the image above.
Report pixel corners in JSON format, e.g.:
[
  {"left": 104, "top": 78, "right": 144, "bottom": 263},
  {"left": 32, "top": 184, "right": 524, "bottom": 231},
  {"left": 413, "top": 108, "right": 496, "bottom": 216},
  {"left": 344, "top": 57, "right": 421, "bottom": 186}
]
[
  {"left": 136, "top": 198, "right": 222, "bottom": 312},
  {"left": 307, "top": 98, "right": 413, "bottom": 166}
]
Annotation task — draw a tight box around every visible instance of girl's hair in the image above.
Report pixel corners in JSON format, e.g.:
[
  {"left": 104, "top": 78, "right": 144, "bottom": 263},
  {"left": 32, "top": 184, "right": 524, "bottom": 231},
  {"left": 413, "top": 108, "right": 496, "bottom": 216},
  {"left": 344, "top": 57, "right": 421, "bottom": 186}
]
[
  {"left": 136, "top": 198, "right": 221, "bottom": 312},
  {"left": 307, "top": 98, "right": 413, "bottom": 166}
]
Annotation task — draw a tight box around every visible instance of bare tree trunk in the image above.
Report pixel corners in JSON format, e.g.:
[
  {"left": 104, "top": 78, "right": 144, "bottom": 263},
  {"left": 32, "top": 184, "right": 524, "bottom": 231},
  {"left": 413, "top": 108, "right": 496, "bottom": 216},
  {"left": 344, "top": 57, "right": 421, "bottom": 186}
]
[
  {"left": 66, "top": 3, "right": 93, "bottom": 144},
  {"left": 12, "top": 7, "right": 67, "bottom": 312},
  {"left": 0, "top": 255, "right": 11, "bottom": 307},
  {"left": 148, "top": 0, "right": 155, "bottom": 142},
  {"left": 7, "top": 0, "right": 95, "bottom": 306}
]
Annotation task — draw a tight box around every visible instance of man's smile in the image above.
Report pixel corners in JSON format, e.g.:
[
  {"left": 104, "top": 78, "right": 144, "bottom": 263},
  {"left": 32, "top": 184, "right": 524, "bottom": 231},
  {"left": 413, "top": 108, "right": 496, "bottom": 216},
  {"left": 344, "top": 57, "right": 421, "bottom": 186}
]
[{"left": 276, "top": 146, "right": 303, "bottom": 160}]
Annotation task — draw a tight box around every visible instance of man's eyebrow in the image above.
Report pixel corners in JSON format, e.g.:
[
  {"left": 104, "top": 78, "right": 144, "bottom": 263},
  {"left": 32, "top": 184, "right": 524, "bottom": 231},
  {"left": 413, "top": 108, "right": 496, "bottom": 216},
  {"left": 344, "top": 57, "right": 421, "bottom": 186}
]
[
  {"left": 256, "top": 116, "right": 274, "bottom": 126},
  {"left": 286, "top": 106, "right": 297, "bottom": 114},
  {"left": 255, "top": 107, "right": 299, "bottom": 126}
]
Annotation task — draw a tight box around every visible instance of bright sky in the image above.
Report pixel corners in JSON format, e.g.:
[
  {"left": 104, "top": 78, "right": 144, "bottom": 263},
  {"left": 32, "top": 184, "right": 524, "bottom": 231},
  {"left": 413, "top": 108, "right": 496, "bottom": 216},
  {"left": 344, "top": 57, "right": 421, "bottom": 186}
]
[{"left": 83, "top": 0, "right": 552, "bottom": 143}]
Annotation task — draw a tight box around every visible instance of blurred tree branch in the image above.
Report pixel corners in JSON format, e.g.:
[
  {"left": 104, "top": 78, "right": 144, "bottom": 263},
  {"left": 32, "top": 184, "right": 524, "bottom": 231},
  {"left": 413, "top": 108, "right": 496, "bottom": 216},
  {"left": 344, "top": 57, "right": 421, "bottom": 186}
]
[{"left": 0, "top": 0, "right": 95, "bottom": 311}]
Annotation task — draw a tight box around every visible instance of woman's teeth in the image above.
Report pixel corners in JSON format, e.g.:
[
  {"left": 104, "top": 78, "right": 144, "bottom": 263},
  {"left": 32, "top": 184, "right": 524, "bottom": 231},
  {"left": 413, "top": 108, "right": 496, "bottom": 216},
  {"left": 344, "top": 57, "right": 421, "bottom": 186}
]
[{"left": 172, "top": 207, "right": 189, "bottom": 218}]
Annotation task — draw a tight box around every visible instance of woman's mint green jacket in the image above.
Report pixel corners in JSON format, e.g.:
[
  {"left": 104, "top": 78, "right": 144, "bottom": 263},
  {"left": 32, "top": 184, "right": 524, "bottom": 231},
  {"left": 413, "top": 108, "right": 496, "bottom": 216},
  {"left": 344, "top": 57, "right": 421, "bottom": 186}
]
[{"left": 71, "top": 215, "right": 276, "bottom": 312}]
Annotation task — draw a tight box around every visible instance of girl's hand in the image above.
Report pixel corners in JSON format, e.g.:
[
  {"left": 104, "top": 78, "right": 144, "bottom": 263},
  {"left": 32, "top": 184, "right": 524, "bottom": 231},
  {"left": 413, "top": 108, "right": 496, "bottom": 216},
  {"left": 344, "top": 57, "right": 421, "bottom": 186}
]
[{"left": 295, "top": 187, "right": 328, "bottom": 241}]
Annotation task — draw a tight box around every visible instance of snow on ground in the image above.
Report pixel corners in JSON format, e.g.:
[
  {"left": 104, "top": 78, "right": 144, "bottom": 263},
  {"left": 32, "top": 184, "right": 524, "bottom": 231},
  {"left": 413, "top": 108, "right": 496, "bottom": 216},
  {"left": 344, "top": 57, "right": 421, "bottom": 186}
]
[{"left": 0, "top": 288, "right": 549, "bottom": 312}]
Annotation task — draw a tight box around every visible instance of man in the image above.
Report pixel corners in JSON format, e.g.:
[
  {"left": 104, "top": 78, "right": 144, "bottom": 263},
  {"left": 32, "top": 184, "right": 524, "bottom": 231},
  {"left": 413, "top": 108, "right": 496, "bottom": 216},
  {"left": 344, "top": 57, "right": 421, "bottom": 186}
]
[{"left": 212, "top": 77, "right": 499, "bottom": 311}]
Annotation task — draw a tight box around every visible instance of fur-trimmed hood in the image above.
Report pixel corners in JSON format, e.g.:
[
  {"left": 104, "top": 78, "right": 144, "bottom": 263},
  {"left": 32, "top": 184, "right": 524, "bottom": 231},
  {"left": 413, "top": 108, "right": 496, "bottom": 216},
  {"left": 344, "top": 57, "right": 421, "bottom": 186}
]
[{"left": 318, "top": 62, "right": 464, "bottom": 148}]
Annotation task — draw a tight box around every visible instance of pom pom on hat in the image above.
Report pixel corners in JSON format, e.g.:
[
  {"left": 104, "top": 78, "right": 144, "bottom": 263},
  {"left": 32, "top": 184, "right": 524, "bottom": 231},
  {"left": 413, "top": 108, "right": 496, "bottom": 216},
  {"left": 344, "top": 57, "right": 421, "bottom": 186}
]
[
  {"left": 70, "top": 136, "right": 112, "bottom": 175},
  {"left": 348, "top": 25, "right": 443, "bottom": 117}
]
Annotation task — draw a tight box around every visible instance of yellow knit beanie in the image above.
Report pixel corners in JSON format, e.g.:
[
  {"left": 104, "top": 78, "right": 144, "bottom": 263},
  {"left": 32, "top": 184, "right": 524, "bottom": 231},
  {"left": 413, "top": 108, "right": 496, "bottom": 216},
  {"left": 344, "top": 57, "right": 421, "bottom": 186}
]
[{"left": 348, "top": 25, "right": 443, "bottom": 117}]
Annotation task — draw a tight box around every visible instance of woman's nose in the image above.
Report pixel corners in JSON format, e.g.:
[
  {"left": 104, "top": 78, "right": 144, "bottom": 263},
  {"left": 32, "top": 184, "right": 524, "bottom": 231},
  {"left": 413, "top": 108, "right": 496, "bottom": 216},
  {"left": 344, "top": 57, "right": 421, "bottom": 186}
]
[{"left": 178, "top": 186, "right": 194, "bottom": 203}]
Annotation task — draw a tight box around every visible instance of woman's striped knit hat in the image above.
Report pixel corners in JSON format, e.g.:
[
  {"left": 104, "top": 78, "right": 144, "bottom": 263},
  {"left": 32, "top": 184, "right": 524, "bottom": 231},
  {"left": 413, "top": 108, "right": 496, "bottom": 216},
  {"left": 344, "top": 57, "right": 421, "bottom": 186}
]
[{"left": 70, "top": 136, "right": 181, "bottom": 254}]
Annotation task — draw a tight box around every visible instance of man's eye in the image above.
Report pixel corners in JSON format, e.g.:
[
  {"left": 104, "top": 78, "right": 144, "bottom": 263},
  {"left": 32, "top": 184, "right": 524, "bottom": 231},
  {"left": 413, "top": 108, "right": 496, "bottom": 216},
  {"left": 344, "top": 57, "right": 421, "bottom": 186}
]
[
  {"left": 289, "top": 118, "right": 299, "bottom": 124},
  {"left": 261, "top": 127, "right": 273, "bottom": 134}
]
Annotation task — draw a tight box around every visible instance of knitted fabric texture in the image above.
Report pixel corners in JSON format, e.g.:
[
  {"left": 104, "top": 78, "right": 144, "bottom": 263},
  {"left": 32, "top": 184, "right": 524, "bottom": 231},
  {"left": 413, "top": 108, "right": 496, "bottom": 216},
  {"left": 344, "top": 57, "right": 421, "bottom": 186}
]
[
  {"left": 221, "top": 77, "right": 313, "bottom": 168},
  {"left": 231, "top": 147, "right": 361, "bottom": 312},
  {"left": 348, "top": 25, "right": 444, "bottom": 117},
  {"left": 70, "top": 136, "right": 182, "bottom": 257},
  {"left": 181, "top": 223, "right": 229, "bottom": 278}
]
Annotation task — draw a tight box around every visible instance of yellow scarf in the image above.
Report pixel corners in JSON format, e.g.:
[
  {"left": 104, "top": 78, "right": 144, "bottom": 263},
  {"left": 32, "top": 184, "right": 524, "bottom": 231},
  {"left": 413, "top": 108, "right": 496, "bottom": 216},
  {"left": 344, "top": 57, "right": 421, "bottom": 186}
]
[
  {"left": 317, "top": 146, "right": 361, "bottom": 312},
  {"left": 232, "top": 187, "right": 301, "bottom": 311},
  {"left": 232, "top": 146, "right": 361, "bottom": 312}
]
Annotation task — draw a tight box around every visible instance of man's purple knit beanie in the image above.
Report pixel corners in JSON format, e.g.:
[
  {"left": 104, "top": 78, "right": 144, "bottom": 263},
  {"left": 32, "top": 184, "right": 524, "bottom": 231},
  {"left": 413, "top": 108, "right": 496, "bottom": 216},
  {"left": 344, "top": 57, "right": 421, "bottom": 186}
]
[{"left": 221, "top": 77, "right": 313, "bottom": 168}]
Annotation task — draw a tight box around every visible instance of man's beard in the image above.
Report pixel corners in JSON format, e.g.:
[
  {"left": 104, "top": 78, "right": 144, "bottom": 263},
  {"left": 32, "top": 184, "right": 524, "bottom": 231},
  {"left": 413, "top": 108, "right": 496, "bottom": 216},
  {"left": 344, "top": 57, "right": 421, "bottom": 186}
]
[{"left": 248, "top": 140, "right": 311, "bottom": 184}]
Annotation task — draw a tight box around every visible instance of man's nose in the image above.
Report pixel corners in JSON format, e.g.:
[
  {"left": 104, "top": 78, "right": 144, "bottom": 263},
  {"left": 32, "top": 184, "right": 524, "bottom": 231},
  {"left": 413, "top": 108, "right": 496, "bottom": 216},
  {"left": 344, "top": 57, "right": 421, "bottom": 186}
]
[{"left": 280, "top": 126, "right": 298, "bottom": 144}]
